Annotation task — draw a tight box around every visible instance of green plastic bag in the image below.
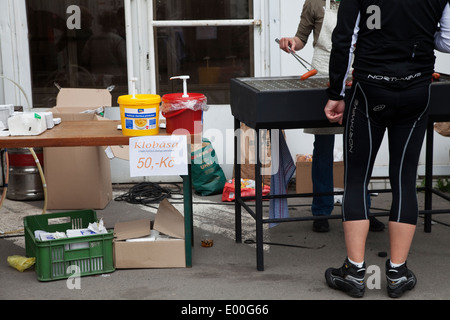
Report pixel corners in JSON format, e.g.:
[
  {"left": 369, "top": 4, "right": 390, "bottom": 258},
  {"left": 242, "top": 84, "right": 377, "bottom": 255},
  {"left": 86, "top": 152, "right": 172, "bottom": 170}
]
[{"left": 191, "top": 139, "right": 226, "bottom": 196}]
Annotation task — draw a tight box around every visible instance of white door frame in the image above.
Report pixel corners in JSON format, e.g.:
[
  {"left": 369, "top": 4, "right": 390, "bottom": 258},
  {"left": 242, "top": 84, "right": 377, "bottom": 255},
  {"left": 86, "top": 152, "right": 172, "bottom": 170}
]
[{"left": 0, "top": 0, "right": 32, "bottom": 110}]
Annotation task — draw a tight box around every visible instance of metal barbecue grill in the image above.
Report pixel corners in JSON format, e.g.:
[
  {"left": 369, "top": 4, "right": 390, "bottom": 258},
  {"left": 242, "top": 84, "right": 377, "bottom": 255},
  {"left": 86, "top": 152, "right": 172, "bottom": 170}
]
[
  {"left": 230, "top": 74, "right": 450, "bottom": 271},
  {"left": 230, "top": 76, "right": 349, "bottom": 130},
  {"left": 231, "top": 75, "right": 450, "bottom": 130}
]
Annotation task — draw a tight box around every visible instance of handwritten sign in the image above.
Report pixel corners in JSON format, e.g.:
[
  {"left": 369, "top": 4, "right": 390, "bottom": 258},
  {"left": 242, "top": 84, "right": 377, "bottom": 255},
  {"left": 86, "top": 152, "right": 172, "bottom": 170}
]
[{"left": 129, "top": 135, "right": 188, "bottom": 177}]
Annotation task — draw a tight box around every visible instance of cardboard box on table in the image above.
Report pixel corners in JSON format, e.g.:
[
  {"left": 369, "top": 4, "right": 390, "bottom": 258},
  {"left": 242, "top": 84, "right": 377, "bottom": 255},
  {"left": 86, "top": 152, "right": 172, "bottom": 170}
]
[
  {"left": 296, "top": 154, "right": 344, "bottom": 194},
  {"left": 44, "top": 88, "right": 112, "bottom": 210},
  {"left": 113, "top": 199, "right": 186, "bottom": 268}
]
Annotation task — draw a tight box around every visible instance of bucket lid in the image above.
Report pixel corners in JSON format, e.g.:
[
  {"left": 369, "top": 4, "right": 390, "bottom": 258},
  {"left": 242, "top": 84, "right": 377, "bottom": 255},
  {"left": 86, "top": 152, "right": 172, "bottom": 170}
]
[
  {"left": 162, "top": 93, "right": 206, "bottom": 102},
  {"left": 118, "top": 94, "right": 161, "bottom": 105}
]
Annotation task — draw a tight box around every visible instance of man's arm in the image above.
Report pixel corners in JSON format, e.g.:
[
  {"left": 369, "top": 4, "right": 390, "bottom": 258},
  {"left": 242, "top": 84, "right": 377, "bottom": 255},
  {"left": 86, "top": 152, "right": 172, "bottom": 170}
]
[
  {"left": 327, "top": 0, "right": 360, "bottom": 101},
  {"left": 279, "top": 0, "right": 314, "bottom": 53},
  {"left": 279, "top": 36, "right": 305, "bottom": 53},
  {"left": 435, "top": 3, "right": 450, "bottom": 52},
  {"left": 324, "top": 0, "right": 360, "bottom": 124}
]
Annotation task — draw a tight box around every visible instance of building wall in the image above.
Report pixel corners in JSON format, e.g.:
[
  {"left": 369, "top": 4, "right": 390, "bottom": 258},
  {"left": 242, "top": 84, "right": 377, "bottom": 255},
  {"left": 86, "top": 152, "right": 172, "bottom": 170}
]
[{"left": 1, "top": 0, "right": 449, "bottom": 184}]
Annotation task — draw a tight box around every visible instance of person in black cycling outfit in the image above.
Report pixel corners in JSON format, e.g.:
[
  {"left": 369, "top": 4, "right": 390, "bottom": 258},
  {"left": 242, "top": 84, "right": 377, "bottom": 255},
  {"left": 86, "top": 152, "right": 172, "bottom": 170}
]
[{"left": 323, "top": 0, "right": 450, "bottom": 298}]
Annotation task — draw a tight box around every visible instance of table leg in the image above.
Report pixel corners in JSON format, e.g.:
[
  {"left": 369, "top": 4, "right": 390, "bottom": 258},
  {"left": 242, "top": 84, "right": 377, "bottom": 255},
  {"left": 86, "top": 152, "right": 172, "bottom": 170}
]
[{"left": 182, "top": 165, "right": 193, "bottom": 267}]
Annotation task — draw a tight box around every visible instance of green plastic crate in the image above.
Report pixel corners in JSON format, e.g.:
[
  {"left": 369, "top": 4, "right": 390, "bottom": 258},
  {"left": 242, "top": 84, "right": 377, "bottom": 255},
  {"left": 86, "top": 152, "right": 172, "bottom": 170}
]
[{"left": 24, "top": 210, "right": 115, "bottom": 281}]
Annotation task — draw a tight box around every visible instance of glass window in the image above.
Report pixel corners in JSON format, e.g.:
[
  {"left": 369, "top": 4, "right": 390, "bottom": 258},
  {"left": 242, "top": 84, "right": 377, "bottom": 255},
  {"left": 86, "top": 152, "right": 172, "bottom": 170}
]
[
  {"left": 155, "top": 0, "right": 253, "bottom": 104},
  {"left": 25, "top": 0, "right": 128, "bottom": 108}
]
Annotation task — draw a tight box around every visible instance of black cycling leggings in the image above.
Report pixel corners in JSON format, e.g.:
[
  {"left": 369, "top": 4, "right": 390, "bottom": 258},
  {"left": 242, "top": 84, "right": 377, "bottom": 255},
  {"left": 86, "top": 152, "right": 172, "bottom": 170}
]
[{"left": 342, "top": 81, "right": 431, "bottom": 225}]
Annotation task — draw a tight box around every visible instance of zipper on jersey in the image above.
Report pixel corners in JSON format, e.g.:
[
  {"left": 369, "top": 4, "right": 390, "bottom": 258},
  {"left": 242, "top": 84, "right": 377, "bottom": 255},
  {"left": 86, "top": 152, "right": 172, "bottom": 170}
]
[{"left": 411, "top": 43, "right": 418, "bottom": 60}]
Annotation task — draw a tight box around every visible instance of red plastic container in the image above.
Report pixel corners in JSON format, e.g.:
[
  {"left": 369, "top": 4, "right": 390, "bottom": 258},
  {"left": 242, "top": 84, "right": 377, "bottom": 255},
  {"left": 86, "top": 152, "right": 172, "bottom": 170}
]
[
  {"left": 163, "top": 108, "right": 202, "bottom": 134},
  {"left": 162, "top": 93, "right": 205, "bottom": 134}
]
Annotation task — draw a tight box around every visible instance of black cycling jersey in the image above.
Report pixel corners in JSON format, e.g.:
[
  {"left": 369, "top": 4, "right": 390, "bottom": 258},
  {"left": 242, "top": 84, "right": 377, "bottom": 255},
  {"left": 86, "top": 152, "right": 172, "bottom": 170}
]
[{"left": 327, "top": 0, "right": 450, "bottom": 100}]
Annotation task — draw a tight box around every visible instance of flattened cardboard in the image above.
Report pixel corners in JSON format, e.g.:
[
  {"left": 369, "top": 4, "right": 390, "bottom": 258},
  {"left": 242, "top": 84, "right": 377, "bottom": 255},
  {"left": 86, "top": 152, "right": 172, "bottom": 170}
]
[
  {"left": 114, "top": 219, "right": 151, "bottom": 241},
  {"left": 50, "top": 107, "right": 98, "bottom": 121},
  {"left": 333, "top": 161, "right": 345, "bottom": 189},
  {"left": 56, "top": 88, "right": 111, "bottom": 108},
  {"left": 114, "top": 240, "right": 185, "bottom": 269},
  {"left": 113, "top": 199, "right": 186, "bottom": 269},
  {"left": 153, "top": 199, "right": 185, "bottom": 239},
  {"left": 44, "top": 144, "right": 112, "bottom": 210},
  {"left": 44, "top": 88, "right": 113, "bottom": 210},
  {"left": 108, "top": 145, "right": 129, "bottom": 160},
  {"left": 295, "top": 158, "right": 344, "bottom": 194},
  {"left": 296, "top": 161, "right": 313, "bottom": 194}
]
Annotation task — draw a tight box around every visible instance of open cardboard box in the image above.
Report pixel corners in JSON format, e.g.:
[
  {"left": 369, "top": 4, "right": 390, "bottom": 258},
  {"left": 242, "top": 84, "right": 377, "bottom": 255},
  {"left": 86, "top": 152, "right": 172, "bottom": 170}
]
[
  {"left": 113, "top": 199, "right": 186, "bottom": 268},
  {"left": 44, "top": 88, "right": 113, "bottom": 210}
]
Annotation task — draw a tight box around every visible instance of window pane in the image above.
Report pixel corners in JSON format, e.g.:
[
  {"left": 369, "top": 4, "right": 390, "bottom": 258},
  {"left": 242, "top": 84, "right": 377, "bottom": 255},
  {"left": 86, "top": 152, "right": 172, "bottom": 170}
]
[
  {"left": 155, "top": 0, "right": 252, "bottom": 20},
  {"left": 25, "top": 1, "right": 128, "bottom": 108},
  {"left": 155, "top": 0, "right": 253, "bottom": 104}
]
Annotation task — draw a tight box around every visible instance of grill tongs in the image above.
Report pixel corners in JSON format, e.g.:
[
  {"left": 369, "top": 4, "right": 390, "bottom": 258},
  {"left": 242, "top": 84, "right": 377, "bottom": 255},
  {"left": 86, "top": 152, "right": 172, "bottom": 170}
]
[{"left": 275, "top": 38, "right": 318, "bottom": 80}]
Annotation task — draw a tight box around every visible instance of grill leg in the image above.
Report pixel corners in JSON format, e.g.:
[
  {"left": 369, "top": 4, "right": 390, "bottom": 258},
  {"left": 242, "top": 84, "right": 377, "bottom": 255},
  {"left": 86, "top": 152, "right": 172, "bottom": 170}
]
[
  {"left": 424, "top": 121, "right": 434, "bottom": 233},
  {"left": 234, "top": 118, "right": 242, "bottom": 243},
  {"left": 255, "top": 128, "right": 264, "bottom": 271}
]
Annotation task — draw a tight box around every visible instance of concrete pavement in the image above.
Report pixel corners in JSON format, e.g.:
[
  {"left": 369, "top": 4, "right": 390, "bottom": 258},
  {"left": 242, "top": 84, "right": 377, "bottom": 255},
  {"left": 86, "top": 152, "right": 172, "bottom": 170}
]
[{"left": 1, "top": 182, "right": 450, "bottom": 302}]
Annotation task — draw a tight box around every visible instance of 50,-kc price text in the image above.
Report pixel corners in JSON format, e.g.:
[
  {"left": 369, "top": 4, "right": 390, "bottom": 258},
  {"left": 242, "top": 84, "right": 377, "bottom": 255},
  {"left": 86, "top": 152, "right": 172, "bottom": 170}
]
[
  {"left": 129, "top": 136, "right": 188, "bottom": 177},
  {"left": 136, "top": 156, "right": 176, "bottom": 170}
]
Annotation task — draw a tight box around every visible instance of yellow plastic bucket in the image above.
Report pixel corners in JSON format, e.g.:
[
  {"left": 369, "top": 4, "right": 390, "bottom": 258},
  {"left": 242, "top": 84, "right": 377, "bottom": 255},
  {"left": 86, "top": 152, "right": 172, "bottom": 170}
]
[{"left": 118, "top": 94, "right": 161, "bottom": 136}]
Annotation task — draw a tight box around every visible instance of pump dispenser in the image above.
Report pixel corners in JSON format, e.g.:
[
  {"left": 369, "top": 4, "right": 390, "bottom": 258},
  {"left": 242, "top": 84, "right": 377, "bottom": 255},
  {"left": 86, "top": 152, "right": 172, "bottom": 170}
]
[
  {"left": 161, "top": 75, "right": 207, "bottom": 135},
  {"left": 170, "top": 76, "right": 190, "bottom": 98},
  {"left": 130, "top": 77, "right": 138, "bottom": 99}
]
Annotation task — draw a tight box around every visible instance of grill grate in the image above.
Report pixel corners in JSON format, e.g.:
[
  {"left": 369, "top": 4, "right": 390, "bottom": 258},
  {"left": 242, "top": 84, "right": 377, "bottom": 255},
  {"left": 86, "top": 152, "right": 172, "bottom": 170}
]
[
  {"left": 242, "top": 76, "right": 331, "bottom": 92},
  {"left": 240, "top": 74, "right": 450, "bottom": 92}
]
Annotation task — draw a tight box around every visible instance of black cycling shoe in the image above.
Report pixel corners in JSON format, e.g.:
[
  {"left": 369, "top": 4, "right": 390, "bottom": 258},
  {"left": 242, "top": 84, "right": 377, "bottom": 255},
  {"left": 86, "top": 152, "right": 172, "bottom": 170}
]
[
  {"left": 325, "top": 258, "right": 366, "bottom": 298},
  {"left": 386, "top": 260, "right": 417, "bottom": 298}
]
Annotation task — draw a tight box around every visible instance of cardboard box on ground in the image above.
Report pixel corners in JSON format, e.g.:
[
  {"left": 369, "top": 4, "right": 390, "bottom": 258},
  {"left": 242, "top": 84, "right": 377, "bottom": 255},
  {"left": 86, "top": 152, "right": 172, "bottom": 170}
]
[
  {"left": 113, "top": 198, "right": 186, "bottom": 268},
  {"left": 44, "top": 88, "right": 113, "bottom": 210},
  {"left": 296, "top": 154, "right": 344, "bottom": 194}
]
